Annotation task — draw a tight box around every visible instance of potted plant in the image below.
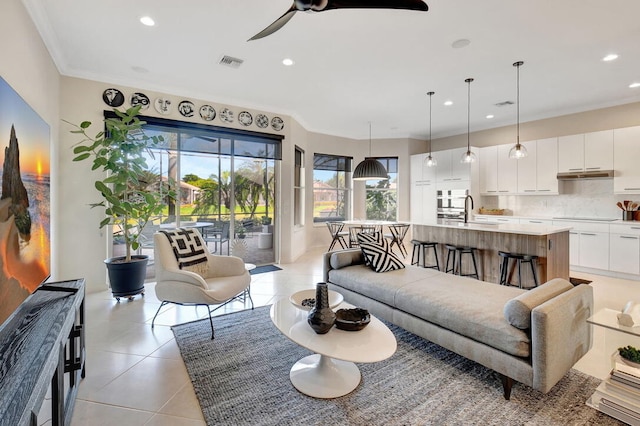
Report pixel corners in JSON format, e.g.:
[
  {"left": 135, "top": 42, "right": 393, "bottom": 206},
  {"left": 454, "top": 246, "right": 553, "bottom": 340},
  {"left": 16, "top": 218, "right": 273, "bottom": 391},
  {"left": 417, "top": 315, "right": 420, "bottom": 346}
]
[
  {"left": 237, "top": 225, "right": 246, "bottom": 239},
  {"left": 67, "top": 106, "right": 174, "bottom": 300},
  {"left": 261, "top": 215, "right": 273, "bottom": 233}
]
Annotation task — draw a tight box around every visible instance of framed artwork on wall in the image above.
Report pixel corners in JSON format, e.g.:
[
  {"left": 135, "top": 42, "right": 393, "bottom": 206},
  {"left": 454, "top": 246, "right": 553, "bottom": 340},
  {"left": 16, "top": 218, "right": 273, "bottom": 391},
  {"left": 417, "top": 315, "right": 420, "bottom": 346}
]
[{"left": 0, "top": 76, "right": 51, "bottom": 326}]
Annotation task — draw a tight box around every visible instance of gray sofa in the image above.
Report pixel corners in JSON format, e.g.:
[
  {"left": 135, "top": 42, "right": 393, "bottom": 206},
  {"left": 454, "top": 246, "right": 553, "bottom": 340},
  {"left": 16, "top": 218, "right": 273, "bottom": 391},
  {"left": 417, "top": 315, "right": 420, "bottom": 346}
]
[{"left": 323, "top": 249, "right": 593, "bottom": 399}]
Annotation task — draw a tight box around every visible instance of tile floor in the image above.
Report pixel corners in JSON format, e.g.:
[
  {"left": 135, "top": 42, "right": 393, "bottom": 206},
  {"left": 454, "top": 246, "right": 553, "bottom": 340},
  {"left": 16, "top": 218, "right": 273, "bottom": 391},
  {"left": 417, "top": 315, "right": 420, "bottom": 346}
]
[{"left": 64, "top": 248, "right": 639, "bottom": 425}]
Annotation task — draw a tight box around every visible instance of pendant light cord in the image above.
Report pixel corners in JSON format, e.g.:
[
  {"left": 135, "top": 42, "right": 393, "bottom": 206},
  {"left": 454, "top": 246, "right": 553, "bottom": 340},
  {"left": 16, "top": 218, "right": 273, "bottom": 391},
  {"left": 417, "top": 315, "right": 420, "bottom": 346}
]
[
  {"left": 368, "top": 121, "right": 372, "bottom": 157},
  {"left": 427, "top": 91, "right": 434, "bottom": 155},
  {"left": 514, "top": 61, "right": 524, "bottom": 146},
  {"left": 465, "top": 78, "right": 473, "bottom": 152}
]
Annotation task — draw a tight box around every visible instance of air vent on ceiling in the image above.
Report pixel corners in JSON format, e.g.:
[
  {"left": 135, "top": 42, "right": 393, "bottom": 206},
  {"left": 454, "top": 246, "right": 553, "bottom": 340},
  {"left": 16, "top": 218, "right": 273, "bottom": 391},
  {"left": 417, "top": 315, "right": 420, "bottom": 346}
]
[
  {"left": 494, "top": 100, "right": 514, "bottom": 107},
  {"left": 219, "top": 55, "right": 244, "bottom": 68}
]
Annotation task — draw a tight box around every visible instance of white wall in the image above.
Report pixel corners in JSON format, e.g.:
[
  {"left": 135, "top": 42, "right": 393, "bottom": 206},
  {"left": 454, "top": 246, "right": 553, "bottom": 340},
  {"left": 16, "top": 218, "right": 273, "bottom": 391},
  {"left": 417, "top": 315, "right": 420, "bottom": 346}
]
[{"left": 0, "top": 0, "right": 60, "bottom": 276}]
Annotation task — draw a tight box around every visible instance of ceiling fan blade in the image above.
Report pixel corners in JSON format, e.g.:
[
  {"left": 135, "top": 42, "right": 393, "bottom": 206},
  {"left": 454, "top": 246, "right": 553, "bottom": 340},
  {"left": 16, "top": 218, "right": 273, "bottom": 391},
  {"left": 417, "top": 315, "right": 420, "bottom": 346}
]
[
  {"left": 324, "top": 0, "right": 428, "bottom": 11},
  {"left": 248, "top": 6, "right": 297, "bottom": 41}
]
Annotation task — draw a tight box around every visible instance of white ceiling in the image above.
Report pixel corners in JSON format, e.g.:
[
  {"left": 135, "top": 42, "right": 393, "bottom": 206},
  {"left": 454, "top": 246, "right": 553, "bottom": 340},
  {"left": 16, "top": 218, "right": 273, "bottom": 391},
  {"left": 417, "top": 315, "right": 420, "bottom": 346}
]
[{"left": 23, "top": 0, "right": 640, "bottom": 140}]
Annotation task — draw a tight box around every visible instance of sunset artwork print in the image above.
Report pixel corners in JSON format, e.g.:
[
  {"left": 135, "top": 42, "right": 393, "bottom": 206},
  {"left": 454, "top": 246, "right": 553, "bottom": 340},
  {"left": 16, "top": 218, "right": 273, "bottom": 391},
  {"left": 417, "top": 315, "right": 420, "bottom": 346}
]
[{"left": 0, "top": 76, "right": 50, "bottom": 326}]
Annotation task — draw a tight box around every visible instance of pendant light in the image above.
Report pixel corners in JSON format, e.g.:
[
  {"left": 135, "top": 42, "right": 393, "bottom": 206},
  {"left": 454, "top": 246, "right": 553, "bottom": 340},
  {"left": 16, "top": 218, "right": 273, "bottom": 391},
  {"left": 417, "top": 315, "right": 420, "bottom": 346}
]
[
  {"left": 460, "top": 78, "right": 477, "bottom": 164},
  {"left": 424, "top": 91, "right": 437, "bottom": 167},
  {"left": 353, "top": 122, "right": 388, "bottom": 181},
  {"left": 509, "top": 61, "right": 528, "bottom": 159}
]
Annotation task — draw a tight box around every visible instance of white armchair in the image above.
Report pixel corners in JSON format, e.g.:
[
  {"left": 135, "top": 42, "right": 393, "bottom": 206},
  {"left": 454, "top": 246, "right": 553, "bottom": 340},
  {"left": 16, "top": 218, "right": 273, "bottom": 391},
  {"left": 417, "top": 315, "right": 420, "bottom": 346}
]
[{"left": 151, "top": 228, "right": 252, "bottom": 339}]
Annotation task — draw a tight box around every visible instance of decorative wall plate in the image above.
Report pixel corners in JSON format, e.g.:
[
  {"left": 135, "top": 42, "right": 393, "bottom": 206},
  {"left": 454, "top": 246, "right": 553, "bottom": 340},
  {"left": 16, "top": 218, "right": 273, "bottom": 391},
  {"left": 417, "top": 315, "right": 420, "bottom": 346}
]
[
  {"left": 238, "top": 111, "right": 253, "bottom": 126},
  {"left": 154, "top": 98, "right": 172, "bottom": 115},
  {"left": 255, "top": 114, "right": 269, "bottom": 129},
  {"left": 130, "top": 92, "right": 150, "bottom": 110},
  {"left": 199, "top": 105, "right": 216, "bottom": 121},
  {"left": 271, "top": 116, "right": 284, "bottom": 131},
  {"left": 220, "top": 108, "right": 234, "bottom": 123},
  {"left": 102, "top": 88, "right": 124, "bottom": 107},
  {"left": 178, "top": 100, "right": 195, "bottom": 117}
]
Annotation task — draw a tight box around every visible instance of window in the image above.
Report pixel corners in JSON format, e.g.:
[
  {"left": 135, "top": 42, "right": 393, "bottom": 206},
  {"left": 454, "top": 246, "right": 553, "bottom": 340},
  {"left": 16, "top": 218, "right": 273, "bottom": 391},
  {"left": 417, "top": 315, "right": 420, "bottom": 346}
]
[
  {"left": 365, "top": 157, "right": 398, "bottom": 221},
  {"left": 294, "top": 146, "right": 305, "bottom": 226},
  {"left": 313, "top": 153, "right": 352, "bottom": 222}
]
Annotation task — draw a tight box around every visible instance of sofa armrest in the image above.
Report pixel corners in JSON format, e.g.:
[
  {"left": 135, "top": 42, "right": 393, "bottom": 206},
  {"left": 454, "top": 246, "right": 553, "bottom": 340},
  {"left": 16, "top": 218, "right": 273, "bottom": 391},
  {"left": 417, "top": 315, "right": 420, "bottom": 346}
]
[
  {"left": 323, "top": 249, "right": 363, "bottom": 282},
  {"left": 530, "top": 284, "right": 593, "bottom": 393}
]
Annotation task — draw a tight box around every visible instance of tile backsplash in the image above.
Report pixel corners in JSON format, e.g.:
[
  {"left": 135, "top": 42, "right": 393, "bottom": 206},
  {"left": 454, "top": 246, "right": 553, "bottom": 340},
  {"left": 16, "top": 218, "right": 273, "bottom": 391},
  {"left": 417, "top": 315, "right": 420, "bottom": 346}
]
[{"left": 479, "top": 179, "right": 634, "bottom": 219}]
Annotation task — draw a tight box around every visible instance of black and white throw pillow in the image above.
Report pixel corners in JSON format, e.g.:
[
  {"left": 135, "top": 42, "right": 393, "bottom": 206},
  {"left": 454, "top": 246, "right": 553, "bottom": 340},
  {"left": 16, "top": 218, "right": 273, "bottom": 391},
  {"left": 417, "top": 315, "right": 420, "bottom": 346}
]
[
  {"left": 160, "top": 228, "right": 208, "bottom": 274},
  {"left": 360, "top": 238, "right": 405, "bottom": 273},
  {"left": 356, "top": 231, "right": 384, "bottom": 246}
]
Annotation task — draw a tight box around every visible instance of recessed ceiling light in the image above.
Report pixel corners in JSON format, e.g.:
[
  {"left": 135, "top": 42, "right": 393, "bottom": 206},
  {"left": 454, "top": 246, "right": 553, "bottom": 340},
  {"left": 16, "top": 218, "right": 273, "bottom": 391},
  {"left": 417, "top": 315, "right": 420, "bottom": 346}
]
[
  {"left": 131, "top": 66, "right": 149, "bottom": 73},
  {"left": 282, "top": 58, "right": 294, "bottom": 66},
  {"left": 486, "top": 114, "right": 494, "bottom": 119},
  {"left": 451, "top": 39, "right": 471, "bottom": 49},
  {"left": 444, "top": 101, "right": 453, "bottom": 106},
  {"left": 140, "top": 16, "right": 155, "bottom": 26},
  {"left": 602, "top": 54, "right": 618, "bottom": 62},
  {"left": 630, "top": 82, "right": 640, "bottom": 88}
]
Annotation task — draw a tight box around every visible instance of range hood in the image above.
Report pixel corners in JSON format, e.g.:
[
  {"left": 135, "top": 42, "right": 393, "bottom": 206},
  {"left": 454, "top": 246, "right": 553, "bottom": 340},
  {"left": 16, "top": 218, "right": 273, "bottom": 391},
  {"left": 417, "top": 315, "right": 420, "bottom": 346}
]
[{"left": 556, "top": 170, "right": 614, "bottom": 180}]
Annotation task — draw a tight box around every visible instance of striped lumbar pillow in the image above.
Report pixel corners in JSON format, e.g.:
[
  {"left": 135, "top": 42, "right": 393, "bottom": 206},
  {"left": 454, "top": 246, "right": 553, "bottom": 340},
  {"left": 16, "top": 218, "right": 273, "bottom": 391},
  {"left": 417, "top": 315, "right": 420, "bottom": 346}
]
[{"left": 359, "top": 238, "right": 405, "bottom": 273}]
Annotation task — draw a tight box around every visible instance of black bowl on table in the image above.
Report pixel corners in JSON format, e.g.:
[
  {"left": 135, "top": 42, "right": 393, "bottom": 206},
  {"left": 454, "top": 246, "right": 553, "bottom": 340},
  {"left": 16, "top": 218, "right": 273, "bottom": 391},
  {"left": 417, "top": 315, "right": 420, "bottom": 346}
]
[{"left": 335, "top": 308, "right": 371, "bottom": 331}]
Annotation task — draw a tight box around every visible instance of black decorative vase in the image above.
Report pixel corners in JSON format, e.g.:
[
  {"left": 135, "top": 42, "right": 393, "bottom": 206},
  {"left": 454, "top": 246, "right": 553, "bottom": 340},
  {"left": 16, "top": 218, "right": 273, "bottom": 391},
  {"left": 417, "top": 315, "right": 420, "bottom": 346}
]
[{"left": 307, "top": 282, "right": 336, "bottom": 334}]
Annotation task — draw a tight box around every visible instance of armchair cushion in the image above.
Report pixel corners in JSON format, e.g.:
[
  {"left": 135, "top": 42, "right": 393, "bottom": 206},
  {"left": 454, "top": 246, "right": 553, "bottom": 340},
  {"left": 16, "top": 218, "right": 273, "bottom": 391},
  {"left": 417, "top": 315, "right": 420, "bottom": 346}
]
[{"left": 159, "top": 228, "right": 208, "bottom": 274}]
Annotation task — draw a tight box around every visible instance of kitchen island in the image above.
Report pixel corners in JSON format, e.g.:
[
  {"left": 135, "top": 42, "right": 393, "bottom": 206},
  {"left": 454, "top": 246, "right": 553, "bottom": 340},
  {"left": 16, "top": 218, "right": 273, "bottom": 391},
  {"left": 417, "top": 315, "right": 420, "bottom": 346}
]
[{"left": 412, "top": 221, "right": 572, "bottom": 287}]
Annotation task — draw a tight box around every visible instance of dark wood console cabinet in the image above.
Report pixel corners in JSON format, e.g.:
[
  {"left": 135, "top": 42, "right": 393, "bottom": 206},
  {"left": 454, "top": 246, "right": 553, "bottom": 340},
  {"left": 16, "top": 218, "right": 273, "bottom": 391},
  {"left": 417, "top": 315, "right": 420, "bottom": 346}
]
[{"left": 0, "top": 279, "right": 86, "bottom": 425}]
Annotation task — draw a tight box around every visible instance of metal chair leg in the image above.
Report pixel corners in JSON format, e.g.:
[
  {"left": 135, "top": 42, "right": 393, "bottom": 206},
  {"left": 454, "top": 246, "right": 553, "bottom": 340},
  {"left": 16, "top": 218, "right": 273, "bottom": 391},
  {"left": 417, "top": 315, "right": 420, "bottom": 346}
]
[{"left": 151, "top": 301, "right": 169, "bottom": 329}]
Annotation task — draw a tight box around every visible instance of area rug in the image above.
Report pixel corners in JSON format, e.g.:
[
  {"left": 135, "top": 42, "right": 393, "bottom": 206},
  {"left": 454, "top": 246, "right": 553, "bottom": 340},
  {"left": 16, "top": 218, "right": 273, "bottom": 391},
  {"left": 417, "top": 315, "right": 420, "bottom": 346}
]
[
  {"left": 249, "top": 264, "right": 282, "bottom": 275},
  {"left": 570, "top": 277, "right": 593, "bottom": 286},
  {"left": 172, "top": 307, "right": 620, "bottom": 426}
]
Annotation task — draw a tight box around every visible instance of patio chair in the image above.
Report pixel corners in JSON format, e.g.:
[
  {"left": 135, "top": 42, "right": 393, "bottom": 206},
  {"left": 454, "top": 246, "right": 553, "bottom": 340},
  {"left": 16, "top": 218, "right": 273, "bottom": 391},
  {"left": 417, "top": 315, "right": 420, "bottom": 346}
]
[
  {"left": 202, "top": 221, "right": 230, "bottom": 255},
  {"left": 151, "top": 228, "right": 252, "bottom": 339}
]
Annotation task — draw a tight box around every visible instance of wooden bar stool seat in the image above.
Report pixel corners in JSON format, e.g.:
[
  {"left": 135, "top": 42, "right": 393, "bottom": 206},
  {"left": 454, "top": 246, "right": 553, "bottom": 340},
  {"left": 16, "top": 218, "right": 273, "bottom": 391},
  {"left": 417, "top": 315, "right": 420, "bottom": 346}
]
[
  {"left": 498, "top": 251, "right": 539, "bottom": 289},
  {"left": 410, "top": 240, "right": 440, "bottom": 270},
  {"left": 445, "top": 244, "right": 480, "bottom": 279}
]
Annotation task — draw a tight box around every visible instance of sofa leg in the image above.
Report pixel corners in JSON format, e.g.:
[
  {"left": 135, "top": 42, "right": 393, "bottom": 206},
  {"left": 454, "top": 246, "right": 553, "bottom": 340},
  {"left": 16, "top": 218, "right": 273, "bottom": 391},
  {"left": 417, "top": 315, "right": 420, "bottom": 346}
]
[{"left": 501, "top": 375, "right": 513, "bottom": 400}]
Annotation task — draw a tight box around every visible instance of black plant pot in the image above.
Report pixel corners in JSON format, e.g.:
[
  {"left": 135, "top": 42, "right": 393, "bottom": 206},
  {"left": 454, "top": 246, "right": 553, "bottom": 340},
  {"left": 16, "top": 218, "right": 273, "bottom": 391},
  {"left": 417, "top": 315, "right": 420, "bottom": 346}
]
[{"left": 104, "top": 255, "right": 148, "bottom": 301}]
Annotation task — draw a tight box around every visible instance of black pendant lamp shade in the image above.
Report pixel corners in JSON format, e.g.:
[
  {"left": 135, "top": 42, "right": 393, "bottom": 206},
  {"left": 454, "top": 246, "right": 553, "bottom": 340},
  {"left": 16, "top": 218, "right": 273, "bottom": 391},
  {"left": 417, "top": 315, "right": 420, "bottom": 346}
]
[
  {"left": 509, "top": 61, "right": 528, "bottom": 159},
  {"left": 353, "top": 122, "right": 388, "bottom": 181},
  {"left": 460, "top": 78, "right": 477, "bottom": 164},
  {"left": 424, "top": 91, "right": 437, "bottom": 167}
]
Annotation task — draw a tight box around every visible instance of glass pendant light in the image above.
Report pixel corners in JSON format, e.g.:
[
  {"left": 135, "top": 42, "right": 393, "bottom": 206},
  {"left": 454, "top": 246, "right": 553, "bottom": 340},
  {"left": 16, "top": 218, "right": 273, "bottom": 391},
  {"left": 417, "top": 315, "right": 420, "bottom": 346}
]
[
  {"left": 424, "top": 91, "right": 437, "bottom": 167},
  {"left": 460, "top": 78, "right": 477, "bottom": 164},
  {"left": 509, "top": 61, "right": 528, "bottom": 159},
  {"left": 353, "top": 122, "right": 388, "bottom": 180}
]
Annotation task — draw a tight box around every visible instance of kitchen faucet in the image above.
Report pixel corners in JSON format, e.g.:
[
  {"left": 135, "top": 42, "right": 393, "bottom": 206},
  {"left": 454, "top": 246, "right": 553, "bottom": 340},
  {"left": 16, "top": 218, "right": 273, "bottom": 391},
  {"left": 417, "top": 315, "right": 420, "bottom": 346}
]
[{"left": 464, "top": 195, "right": 474, "bottom": 224}]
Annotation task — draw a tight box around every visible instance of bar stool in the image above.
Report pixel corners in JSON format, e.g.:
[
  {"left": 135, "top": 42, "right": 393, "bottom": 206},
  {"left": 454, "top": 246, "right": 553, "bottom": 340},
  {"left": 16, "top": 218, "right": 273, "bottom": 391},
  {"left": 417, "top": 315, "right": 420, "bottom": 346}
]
[
  {"left": 411, "top": 240, "right": 440, "bottom": 270},
  {"left": 498, "top": 251, "right": 539, "bottom": 289},
  {"left": 445, "top": 244, "right": 480, "bottom": 279}
]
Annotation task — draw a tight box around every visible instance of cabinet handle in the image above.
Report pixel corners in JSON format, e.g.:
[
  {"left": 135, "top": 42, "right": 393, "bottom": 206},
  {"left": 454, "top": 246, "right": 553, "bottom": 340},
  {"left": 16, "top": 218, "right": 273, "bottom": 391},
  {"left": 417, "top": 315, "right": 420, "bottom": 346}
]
[
  {"left": 529, "top": 221, "right": 543, "bottom": 224},
  {"left": 451, "top": 178, "right": 462, "bottom": 181},
  {"left": 620, "top": 236, "right": 639, "bottom": 240},
  {"left": 585, "top": 167, "right": 601, "bottom": 170},
  {"left": 624, "top": 188, "right": 640, "bottom": 191},
  {"left": 537, "top": 189, "right": 551, "bottom": 192},
  {"left": 570, "top": 232, "right": 579, "bottom": 235},
  {"left": 581, "top": 233, "right": 596, "bottom": 236},
  {"left": 568, "top": 168, "right": 583, "bottom": 171},
  {"left": 523, "top": 190, "right": 536, "bottom": 192},
  {"left": 498, "top": 190, "right": 509, "bottom": 193},
  {"left": 631, "top": 227, "right": 640, "bottom": 230},
  {"left": 487, "top": 190, "right": 497, "bottom": 193}
]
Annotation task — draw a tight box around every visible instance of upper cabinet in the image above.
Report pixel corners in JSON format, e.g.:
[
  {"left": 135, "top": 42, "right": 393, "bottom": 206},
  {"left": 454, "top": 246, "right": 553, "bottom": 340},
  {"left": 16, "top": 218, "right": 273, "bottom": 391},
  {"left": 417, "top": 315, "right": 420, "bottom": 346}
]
[
  {"left": 535, "top": 137, "right": 559, "bottom": 194},
  {"left": 558, "top": 130, "right": 613, "bottom": 173},
  {"left": 479, "top": 146, "right": 498, "bottom": 194},
  {"left": 496, "top": 144, "right": 517, "bottom": 194},
  {"left": 614, "top": 126, "right": 640, "bottom": 194},
  {"left": 434, "top": 147, "right": 471, "bottom": 183}
]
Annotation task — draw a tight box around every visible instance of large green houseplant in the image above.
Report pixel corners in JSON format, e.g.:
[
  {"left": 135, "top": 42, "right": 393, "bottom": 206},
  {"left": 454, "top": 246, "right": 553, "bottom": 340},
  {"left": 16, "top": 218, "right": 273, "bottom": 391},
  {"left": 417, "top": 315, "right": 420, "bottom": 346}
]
[{"left": 68, "top": 106, "right": 173, "bottom": 299}]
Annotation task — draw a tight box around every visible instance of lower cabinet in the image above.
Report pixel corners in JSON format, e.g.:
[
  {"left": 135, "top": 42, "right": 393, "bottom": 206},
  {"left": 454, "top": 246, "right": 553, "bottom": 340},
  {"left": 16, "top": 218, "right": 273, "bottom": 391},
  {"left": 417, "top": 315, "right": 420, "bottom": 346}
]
[
  {"left": 578, "top": 231, "right": 609, "bottom": 271},
  {"left": 609, "top": 224, "right": 640, "bottom": 275}
]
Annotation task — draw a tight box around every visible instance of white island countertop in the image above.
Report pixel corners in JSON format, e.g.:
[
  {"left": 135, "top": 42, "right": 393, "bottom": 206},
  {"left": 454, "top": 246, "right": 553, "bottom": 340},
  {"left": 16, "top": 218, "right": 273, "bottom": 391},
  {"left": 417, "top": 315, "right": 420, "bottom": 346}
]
[{"left": 420, "top": 220, "right": 573, "bottom": 236}]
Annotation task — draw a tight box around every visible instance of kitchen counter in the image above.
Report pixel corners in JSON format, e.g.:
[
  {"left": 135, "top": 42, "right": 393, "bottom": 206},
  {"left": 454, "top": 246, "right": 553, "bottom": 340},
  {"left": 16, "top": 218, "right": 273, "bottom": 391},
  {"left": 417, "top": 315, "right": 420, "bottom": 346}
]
[
  {"left": 413, "top": 223, "right": 570, "bottom": 286},
  {"left": 435, "top": 220, "right": 572, "bottom": 236}
]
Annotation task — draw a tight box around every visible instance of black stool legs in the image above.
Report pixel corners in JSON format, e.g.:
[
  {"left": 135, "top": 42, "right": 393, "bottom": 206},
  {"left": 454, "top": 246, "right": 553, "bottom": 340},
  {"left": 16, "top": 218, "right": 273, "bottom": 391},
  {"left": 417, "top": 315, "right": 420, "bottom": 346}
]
[
  {"left": 499, "top": 251, "right": 539, "bottom": 289},
  {"left": 411, "top": 240, "right": 440, "bottom": 270},
  {"left": 445, "top": 244, "right": 479, "bottom": 279}
]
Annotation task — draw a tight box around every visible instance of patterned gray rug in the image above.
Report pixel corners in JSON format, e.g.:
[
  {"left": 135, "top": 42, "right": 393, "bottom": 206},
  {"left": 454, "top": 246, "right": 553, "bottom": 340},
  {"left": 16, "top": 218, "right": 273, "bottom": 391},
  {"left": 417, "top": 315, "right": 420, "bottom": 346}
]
[{"left": 172, "top": 306, "right": 621, "bottom": 426}]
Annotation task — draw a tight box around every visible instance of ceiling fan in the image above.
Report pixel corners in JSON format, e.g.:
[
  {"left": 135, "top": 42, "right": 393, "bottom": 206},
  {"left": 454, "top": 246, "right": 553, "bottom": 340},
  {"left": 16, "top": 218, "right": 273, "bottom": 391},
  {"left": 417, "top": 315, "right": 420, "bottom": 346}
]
[{"left": 248, "top": 0, "right": 429, "bottom": 41}]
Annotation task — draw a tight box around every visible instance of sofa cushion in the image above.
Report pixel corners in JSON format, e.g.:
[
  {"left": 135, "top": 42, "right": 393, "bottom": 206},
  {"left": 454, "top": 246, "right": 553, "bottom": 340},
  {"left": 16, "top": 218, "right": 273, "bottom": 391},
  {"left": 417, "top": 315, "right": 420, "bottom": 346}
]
[
  {"left": 330, "top": 250, "right": 364, "bottom": 270},
  {"left": 328, "top": 265, "right": 441, "bottom": 306},
  {"left": 503, "top": 278, "right": 574, "bottom": 329},
  {"left": 394, "top": 274, "right": 530, "bottom": 357},
  {"left": 360, "top": 239, "right": 405, "bottom": 273}
]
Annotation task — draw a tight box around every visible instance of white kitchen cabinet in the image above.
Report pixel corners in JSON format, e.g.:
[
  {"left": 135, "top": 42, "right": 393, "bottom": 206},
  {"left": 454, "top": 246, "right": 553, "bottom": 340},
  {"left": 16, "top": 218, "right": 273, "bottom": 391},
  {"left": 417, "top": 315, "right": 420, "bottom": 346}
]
[
  {"left": 558, "top": 134, "right": 584, "bottom": 173},
  {"left": 559, "top": 131, "right": 613, "bottom": 173},
  {"left": 479, "top": 146, "right": 498, "bottom": 195},
  {"left": 569, "top": 231, "right": 580, "bottom": 266},
  {"left": 492, "top": 216, "right": 520, "bottom": 224},
  {"left": 434, "top": 147, "right": 471, "bottom": 183},
  {"left": 497, "top": 144, "right": 517, "bottom": 194},
  {"left": 609, "top": 223, "right": 640, "bottom": 275},
  {"left": 553, "top": 220, "right": 609, "bottom": 270},
  {"left": 585, "top": 130, "right": 613, "bottom": 171},
  {"left": 410, "top": 154, "right": 436, "bottom": 225},
  {"left": 614, "top": 126, "right": 640, "bottom": 194},
  {"left": 517, "top": 141, "right": 537, "bottom": 193},
  {"left": 535, "top": 137, "right": 559, "bottom": 194},
  {"left": 520, "top": 218, "right": 553, "bottom": 225}
]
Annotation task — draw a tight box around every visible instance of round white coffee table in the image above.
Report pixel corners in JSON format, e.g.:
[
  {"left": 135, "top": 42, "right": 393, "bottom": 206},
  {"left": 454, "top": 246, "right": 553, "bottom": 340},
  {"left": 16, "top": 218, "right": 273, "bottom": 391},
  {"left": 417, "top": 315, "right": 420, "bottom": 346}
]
[{"left": 270, "top": 297, "right": 396, "bottom": 399}]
